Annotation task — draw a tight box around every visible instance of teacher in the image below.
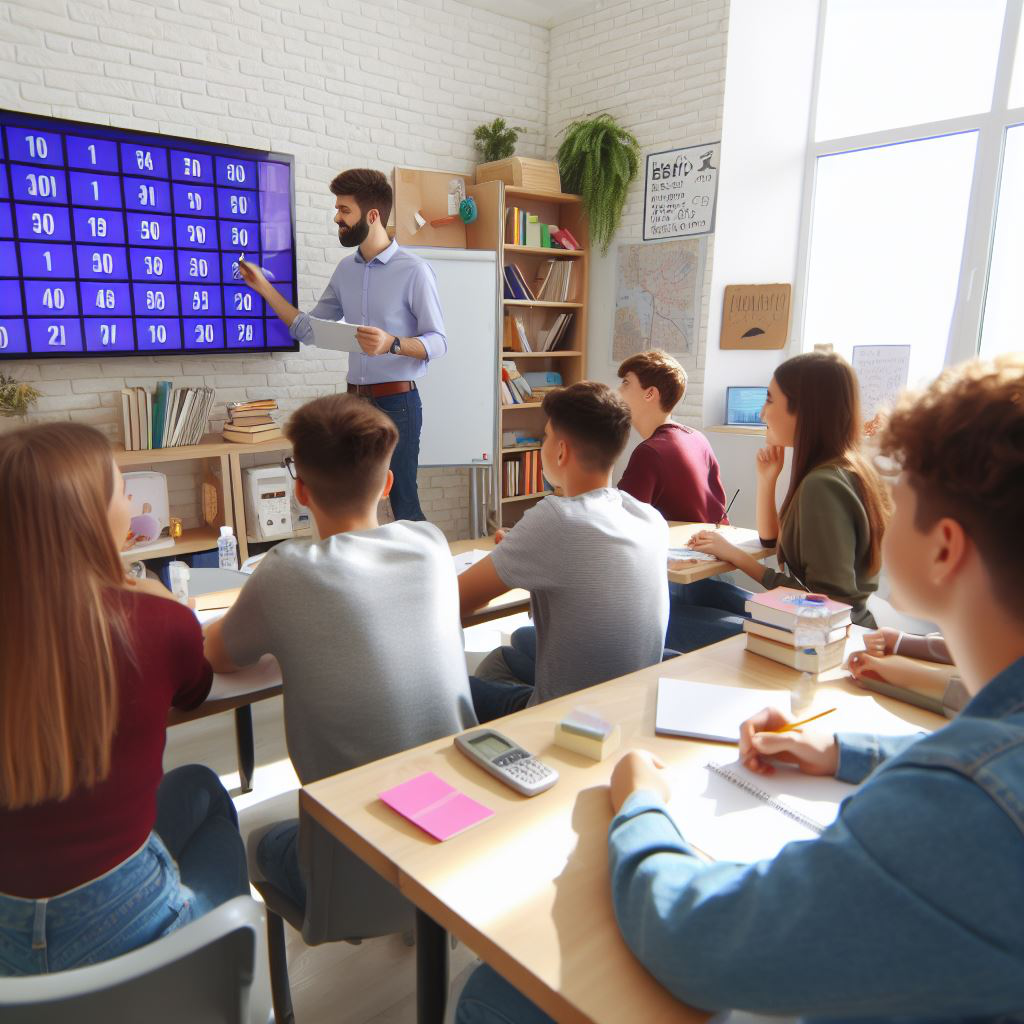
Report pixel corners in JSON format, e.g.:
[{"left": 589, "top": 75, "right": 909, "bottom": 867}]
[{"left": 238, "top": 168, "right": 446, "bottom": 522}]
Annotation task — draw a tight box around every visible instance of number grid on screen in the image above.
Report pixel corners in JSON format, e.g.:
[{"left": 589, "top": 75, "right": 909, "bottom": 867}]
[{"left": 0, "top": 109, "right": 297, "bottom": 358}]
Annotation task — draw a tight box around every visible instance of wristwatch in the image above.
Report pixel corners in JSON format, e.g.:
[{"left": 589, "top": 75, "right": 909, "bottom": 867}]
[{"left": 389, "top": 335, "right": 402, "bottom": 354}]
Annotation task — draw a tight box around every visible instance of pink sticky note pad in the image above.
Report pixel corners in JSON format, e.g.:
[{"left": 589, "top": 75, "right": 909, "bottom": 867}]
[{"left": 379, "top": 771, "right": 494, "bottom": 842}]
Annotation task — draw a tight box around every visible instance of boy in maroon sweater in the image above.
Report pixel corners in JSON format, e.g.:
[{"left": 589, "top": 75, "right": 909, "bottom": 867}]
[{"left": 616, "top": 350, "right": 727, "bottom": 524}]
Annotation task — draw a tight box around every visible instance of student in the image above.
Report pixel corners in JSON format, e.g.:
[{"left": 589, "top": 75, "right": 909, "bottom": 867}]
[
  {"left": 849, "top": 629, "right": 968, "bottom": 718},
  {"left": 204, "top": 395, "right": 475, "bottom": 910},
  {"left": 0, "top": 423, "right": 248, "bottom": 976},
  {"left": 456, "top": 353, "right": 1024, "bottom": 1022},
  {"left": 685, "top": 351, "right": 891, "bottom": 630},
  {"left": 459, "top": 382, "right": 669, "bottom": 722},
  {"left": 616, "top": 349, "right": 728, "bottom": 523}
]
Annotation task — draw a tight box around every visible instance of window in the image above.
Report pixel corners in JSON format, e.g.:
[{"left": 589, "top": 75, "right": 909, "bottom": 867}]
[{"left": 798, "top": 0, "right": 1024, "bottom": 381}]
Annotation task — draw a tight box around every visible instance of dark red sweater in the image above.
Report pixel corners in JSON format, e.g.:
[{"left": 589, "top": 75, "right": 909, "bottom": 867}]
[
  {"left": 618, "top": 423, "right": 728, "bottom": 523},
  {"left": 0, "top": 590, "right": 212, "bottom": 898}
]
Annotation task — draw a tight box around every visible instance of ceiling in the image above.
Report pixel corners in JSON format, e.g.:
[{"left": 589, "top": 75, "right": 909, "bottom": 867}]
[{"left": 457, "top": 0, "right": 599, "bottom": 29}]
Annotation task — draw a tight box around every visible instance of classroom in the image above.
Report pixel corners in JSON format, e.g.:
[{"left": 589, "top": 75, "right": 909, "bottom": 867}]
[{"left": 1, "top": 1, "right": 1023, "bottom": 1022}]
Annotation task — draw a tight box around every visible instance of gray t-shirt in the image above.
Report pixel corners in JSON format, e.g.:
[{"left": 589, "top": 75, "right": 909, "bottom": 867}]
[
  {"left": 490, "top": 488, "right": 669, "bottom": 704},
  {"left": 220, "top": 521, "right": 476, "bottom": 784}
]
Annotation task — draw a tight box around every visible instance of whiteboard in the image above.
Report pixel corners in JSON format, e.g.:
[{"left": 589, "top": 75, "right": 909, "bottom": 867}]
[{"left": 410, "top": 247, "right": 499, "bottom": 467}]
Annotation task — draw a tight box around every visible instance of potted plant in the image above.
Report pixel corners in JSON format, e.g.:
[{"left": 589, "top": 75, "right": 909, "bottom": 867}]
[
  {"left": 474, "top": 119, "right": 563, "bottom": 193},
  {"left": 556, "top": 113, "right": 640, "bottom": 254},
  {"left": 0, "top": 372, "right": 41, "bottom": 424}
]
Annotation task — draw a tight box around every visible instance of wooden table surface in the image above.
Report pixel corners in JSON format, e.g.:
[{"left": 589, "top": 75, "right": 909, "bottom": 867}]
[{"left": 301, "top": 634, "right": 942, "bottom": 1024}]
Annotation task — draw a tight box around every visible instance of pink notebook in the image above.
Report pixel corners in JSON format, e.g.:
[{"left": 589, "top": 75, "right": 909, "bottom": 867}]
[{"left": 379, "top": 772, "right": 494, "bottom": 841}]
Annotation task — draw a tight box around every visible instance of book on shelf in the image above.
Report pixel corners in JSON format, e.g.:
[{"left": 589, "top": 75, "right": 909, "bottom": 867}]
[
  {"left": 502, "top": 360, "right": 534, "bottom": 399},
  {"left": 502, "top": 448, "right": 548, "bottom": 499},
  {"left": 551, "top": 228, "right": 579, "bottom": 251},
  {"left": 745, "top": 588, "right": 853, "bottom": 631},
  {"left": 226, "top": 398, "right": 278, "bottom": 434},
  {"left": 502, "top": 314, "right": 532, "bottom": 353},
  {"left": 539, "top": 313, "right": 573, "bottom": 351},
  {"left": 120, "top": 383, "right": 215, "bottom": 452},
  {"left": 222, "top": 426, "right": 284, "bottom": 444},
  {"left": 503, "top": 265, "right": 532, "bottom": 301},
  {"left": 744, "top": 632, "right": 847, "bottom": 674},
  {"left": 525, "top": 214, "right": 542, "bottom": 248},
  {"left": 534, "top": 260, "right": 574, "bottom": 303},
  {"left": 502, "top": 429, "right": 541, "bottom": 447}
]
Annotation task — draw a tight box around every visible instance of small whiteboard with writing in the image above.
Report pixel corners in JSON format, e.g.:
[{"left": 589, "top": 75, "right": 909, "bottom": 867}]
[{"left": 852, "top": 345, "right": 911, "bottom": 418}]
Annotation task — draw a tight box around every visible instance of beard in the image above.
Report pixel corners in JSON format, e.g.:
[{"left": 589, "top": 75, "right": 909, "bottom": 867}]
[{"left": 338, "top": 214, "right": 370, "bottom": 248}]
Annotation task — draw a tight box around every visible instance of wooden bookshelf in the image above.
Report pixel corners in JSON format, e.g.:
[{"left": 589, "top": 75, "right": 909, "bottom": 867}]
[{"left": 498, "top": 186, "right": 588, "bottom": 526}]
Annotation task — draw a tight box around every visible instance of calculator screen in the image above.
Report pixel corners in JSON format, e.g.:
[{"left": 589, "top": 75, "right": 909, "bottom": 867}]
[
  {"left": 469, "top": 734, "right": 514, "bottom": 760},
  {"left": 0, "top": 108, "right": 298, "bottom": 358}
]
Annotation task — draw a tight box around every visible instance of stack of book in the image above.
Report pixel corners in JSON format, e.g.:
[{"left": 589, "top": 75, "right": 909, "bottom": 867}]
[
  {"left": 223, "top": 399, "right": 282, "bottom": 444},
  {"left": 503, "top": 449, "right": 547, "bottom": 499},
  {"left": 504, "top": 208, "right": 583, "bottom": 251},
  {"left": 500, "top": 360, "right": 534, "bottom": 407},
  {"left": 536, "top": 312, "right": 573, "bottom": 351},
  {"left": 120, "top": 382, "right": 215, "bottom": 452},
  {"left": 742, "top": 588, "right": 852, "bottom": 673},
  {"left": 503, "top": 264, "right": 535, "bottom": 301},
  {"left": 534, "top": 260, "right": 574, "bottom": 302}
]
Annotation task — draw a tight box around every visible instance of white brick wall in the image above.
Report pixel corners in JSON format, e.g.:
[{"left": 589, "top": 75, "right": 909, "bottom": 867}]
[
  {"left": 546, "top": 0, "right": 729, "bottom": 428},
  {"left": 0, "top": 0, "right": 550, "bottom": 538}
]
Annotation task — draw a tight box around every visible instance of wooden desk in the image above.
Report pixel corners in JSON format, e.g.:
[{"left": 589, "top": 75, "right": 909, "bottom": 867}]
[
  {"left": 449, "top": 536, "right": 530, "bottom": 626},
  {"left": 302, "top": 635, "right": 942, "bottom": 1024},
  {"left": 666, "top": 522, "right": 772, "bottom": 585}
]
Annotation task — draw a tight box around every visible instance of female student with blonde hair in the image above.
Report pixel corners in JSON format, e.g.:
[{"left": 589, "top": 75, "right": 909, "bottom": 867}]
[
  {"left": 0, "top": 423, "right": 248, "bottom": 975},
  {"left": 685, "top": 350, "right": 891, "bottom": 628}
]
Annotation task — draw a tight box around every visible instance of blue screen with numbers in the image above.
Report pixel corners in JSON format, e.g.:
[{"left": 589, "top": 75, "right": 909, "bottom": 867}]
[{"left": 0, "top": 109, "right": 298, "bottom": 358}]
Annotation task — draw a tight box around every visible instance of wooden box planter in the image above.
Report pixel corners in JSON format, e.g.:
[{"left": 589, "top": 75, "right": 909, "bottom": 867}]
[{"left": 476, "top": 157, "right": 561, "bottom": 193}]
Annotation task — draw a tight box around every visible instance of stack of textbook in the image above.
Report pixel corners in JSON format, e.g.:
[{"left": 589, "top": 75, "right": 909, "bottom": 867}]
[
  {"left": 743, "top": 587, "right": 852, "bottom": 673},
  {"left": 223, "top": 399, "right": 282, "bottom": 444},
  {"left": 120, "top": 382, "right": 215, "bottom": 451}
]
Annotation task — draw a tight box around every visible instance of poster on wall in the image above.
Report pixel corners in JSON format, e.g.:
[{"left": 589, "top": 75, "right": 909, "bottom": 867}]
[
  {"left": 720, "top": 284, "right": 791, "bottom": 349},
  {"left": 613, "top": 238, "right": 705, "bottom": 360},
  {"left": 851, "top": 344, "right": 912, "bottom": 420},
  {"left": 642, "top": 142, "right": 720, "bottom": 241}
]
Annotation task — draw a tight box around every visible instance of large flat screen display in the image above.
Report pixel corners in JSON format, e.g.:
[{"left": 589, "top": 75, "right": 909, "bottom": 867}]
[{"left": 0, "top": 109, "right": 298, "bottom": 358}]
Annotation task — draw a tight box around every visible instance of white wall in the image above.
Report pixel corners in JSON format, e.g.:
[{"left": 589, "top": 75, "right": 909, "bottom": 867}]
[
  {"left": 700, "top": 0, "right": 819, "bottom": 527},
  {"left": 0, "top": 0, "right": 550, "bottom": 537},
  {"left": 546, "top": 0, "right": 730, "bottom": 448}
]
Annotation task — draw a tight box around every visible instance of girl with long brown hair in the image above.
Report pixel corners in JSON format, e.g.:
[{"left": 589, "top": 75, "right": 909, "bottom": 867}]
[
  {"left": 684, "top": 351, "right": 891, "bottom": 630},
  {"left": 0, "top": 423, "right": 248, "bottom": 975}
]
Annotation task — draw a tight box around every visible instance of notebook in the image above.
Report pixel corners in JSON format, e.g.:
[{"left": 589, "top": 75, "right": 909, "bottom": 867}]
[
  {"left": 452, "top": 549, "right": 489, "bottom": 575},
  {"left": 379, "top": 772, "right": 494, "bottom": 842},
  {"left": 655, "top": 678, "right": 789, "bottom": 743},
  {"left": 667, "top": 759, "right": 854, "bottom": 863}
]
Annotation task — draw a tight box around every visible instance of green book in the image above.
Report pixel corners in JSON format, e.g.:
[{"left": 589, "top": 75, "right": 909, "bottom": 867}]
[
  {"left": 540, "top": 223, "right": 551, "bottom": 247},
  {"left": 152, "top": 380, "right": 172, "bottom": 448}
]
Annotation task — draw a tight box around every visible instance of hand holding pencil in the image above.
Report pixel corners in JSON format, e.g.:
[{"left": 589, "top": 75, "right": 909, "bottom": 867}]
[{"left": 738, "top": 706, "right": 840, "bottom": 777}]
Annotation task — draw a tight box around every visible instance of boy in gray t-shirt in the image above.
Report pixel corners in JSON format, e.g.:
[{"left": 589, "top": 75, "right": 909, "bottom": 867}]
[
  {"left": 204, "top": 395, "right": 475, "bottom": 910},
  {"left": 460, "top": 382, "right": 669, "bottom": 721}
]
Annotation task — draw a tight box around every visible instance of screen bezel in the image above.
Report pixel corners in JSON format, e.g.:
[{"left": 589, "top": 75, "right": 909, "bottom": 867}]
[{"left": 0, "top": 107, "right": 299, "bottom": 359}]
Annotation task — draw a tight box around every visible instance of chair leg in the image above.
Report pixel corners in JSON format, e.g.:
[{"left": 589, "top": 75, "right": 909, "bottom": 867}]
[
  {"left": 234, "top": 705, "right": 255, "bottom": 794},
  {"left": 266, "top": 907, "right": 295, "bottom": 1024}
]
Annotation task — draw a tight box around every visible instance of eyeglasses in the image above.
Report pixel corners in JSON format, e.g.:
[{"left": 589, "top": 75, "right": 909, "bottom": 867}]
[{"left": 282, "top": 456, "right": 297, "bottom": 480}]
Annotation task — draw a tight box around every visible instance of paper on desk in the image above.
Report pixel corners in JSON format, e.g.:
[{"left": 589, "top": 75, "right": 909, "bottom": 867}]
[
  {"left": 309, "top": 318, "right": 366, "bottom": 353},
  {"left": 452, "top": 549, "right": 489, "bottom": 575},
  {"left": 668, "top": 546, "right": 718, "bottom": 564}
]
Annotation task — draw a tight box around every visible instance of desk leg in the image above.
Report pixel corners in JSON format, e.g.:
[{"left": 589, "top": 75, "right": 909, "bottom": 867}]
[
  {"left": 415, "top": 908, "right": 448, "bottom": 1024},
  {"left": 234, "top": 705, "right": 255, "bottom": 794}
]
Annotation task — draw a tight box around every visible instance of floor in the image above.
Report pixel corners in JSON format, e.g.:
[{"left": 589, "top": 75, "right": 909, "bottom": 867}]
[{"left": 163, "top": 612, "right": 531, "bottom": 1024}]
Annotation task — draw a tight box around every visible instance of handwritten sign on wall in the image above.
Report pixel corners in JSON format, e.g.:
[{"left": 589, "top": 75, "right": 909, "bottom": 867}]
[
  {"left": 852, "top": 345, "right": 912, "bottom": 418},
  {"left": 720, "top": 284, "right": 791, "bottom": 349},
  {"left": 643, "top": 142, "right": 720, "bottom": 240}
]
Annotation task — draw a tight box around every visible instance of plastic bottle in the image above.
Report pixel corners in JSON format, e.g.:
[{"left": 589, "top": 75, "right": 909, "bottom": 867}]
[
  {"left": 217, "top": 524, "right": 238, "bottom": 571},
  {"left": 791, "top": 594, "right": 831, "bottom": 713},
  {"left": 168, "top": 560, "right": 191, "bottom": 603}
]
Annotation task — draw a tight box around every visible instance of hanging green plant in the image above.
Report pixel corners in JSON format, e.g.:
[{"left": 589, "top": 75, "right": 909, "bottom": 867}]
[
  {"left": 556, "top": 113, "right": 640, "bottom": 254},
  {"left": 473, "top": 118, "right": 526, "bottom": 164},
  {"left": 0, "top": 373, "right": 41, "bottom": 418}
]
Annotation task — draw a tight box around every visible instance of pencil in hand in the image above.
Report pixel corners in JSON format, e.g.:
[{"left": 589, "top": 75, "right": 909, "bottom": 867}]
[{"left": 771, "top": 707, "right": 837, "bottom": 733}]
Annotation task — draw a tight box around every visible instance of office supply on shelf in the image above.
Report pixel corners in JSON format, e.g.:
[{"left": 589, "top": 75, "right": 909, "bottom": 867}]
[
  {"left": 655, "top": 678, "right": 789, "bottom": 743},
  {"left": 379, "top": 771, "right": 494, "bottom": 841}
]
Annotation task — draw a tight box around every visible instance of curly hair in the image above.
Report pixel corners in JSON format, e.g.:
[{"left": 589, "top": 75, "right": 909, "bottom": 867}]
[{"left": 879, "top": 353, "right": 1024, "bottom": 613}]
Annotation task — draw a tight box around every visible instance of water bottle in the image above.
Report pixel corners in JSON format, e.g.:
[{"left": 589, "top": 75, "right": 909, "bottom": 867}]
[
  {"left": 791, "top": 594, "right": 831, "bottom": 713},
  {"left": 168, "top": 560, "right": 191, "bottom": 604},
  {"left": 217, "top": 524, "right": 238, "bottom": 571}
]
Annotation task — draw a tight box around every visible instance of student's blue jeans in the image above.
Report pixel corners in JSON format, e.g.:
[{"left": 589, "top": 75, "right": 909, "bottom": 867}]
[
  {"left": 255, "top": 819, "right": 306, "bottom": 913},
  {"left": 665, "top": 577, "right": 751, "bottom": 652},
  {"left": 372, "top": 389, "right": 425, "bottom": 522},
  {"left": 456, "top": 963, "right": 554, "bottom": 1024},
  {"left": 0, "top": 764, "right": 248, "bottom": 975}
]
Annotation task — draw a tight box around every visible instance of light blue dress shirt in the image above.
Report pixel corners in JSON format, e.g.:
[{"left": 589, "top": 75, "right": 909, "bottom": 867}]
[{"left": 288, "top": 241, "right": 447, "bottom": 385}]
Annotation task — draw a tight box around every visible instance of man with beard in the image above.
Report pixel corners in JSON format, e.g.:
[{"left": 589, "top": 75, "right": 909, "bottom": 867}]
[{"left": 238, "top": 168, "right": 446, "bottom": 521}]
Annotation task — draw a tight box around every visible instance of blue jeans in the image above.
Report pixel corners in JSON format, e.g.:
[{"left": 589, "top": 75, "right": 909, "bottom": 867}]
[
  {"left": 500, "top": 626, "right": 537, "bottom": 686},
  {"left": 0, "top": 764, "right": 247, "bottom": 975},
  {"left": 666, "top": 577, "right": 751, "bottom": 653},
  {"left": 256, "top": 819, "right": 306, "bottom": 913},
  {"left": 372, "top": 389, "right": 425, "bottom": 521},
  {"left": 456, "top": 963, "right": 554, "bottom": 1024},
  {"left": 469, "top": 676, "right": 534, "bottom": 723}
]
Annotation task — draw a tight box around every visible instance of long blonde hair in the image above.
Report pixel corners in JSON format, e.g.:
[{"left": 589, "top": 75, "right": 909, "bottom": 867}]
[{"left": 0, "top": 423, "right": 129, "bottom": 809}]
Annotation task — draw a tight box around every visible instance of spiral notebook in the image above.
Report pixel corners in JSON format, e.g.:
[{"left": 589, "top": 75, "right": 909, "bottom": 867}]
[{"left": 667, "top": 759, "right": 854, "bottom": 863}]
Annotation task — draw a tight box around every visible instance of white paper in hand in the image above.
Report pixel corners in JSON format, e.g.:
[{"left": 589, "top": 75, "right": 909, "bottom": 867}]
[{"left": 310, "top": 319, "right": 366, "bottom": 354}]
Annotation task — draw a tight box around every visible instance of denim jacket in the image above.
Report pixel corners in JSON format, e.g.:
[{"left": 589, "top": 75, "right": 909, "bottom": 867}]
[{"left": 609, "top": 657, "right": 1024, "bottom": 1023}]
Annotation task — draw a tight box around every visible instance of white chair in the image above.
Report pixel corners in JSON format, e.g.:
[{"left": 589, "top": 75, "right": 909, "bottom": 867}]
[{"left": 0, "top": 895, "right": 272, "bottom": 1024}]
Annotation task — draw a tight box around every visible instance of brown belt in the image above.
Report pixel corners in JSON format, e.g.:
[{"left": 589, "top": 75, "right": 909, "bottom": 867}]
[{"left": 347, "top": 381, "right": 416, "bottom": 398}]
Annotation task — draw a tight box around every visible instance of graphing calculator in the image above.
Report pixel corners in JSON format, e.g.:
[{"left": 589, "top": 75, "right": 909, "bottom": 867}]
[{"left": 454, "top": 729, "right": 559, "bottom": 797}]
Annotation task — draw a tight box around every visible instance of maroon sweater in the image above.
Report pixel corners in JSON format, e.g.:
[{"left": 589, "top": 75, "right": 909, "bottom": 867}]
[
  {"left": 0, "top": 590, "right": 212, "bottom": 898},
  {"left": 618, "top": 423, "right": 728, "bottom": 523}
]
